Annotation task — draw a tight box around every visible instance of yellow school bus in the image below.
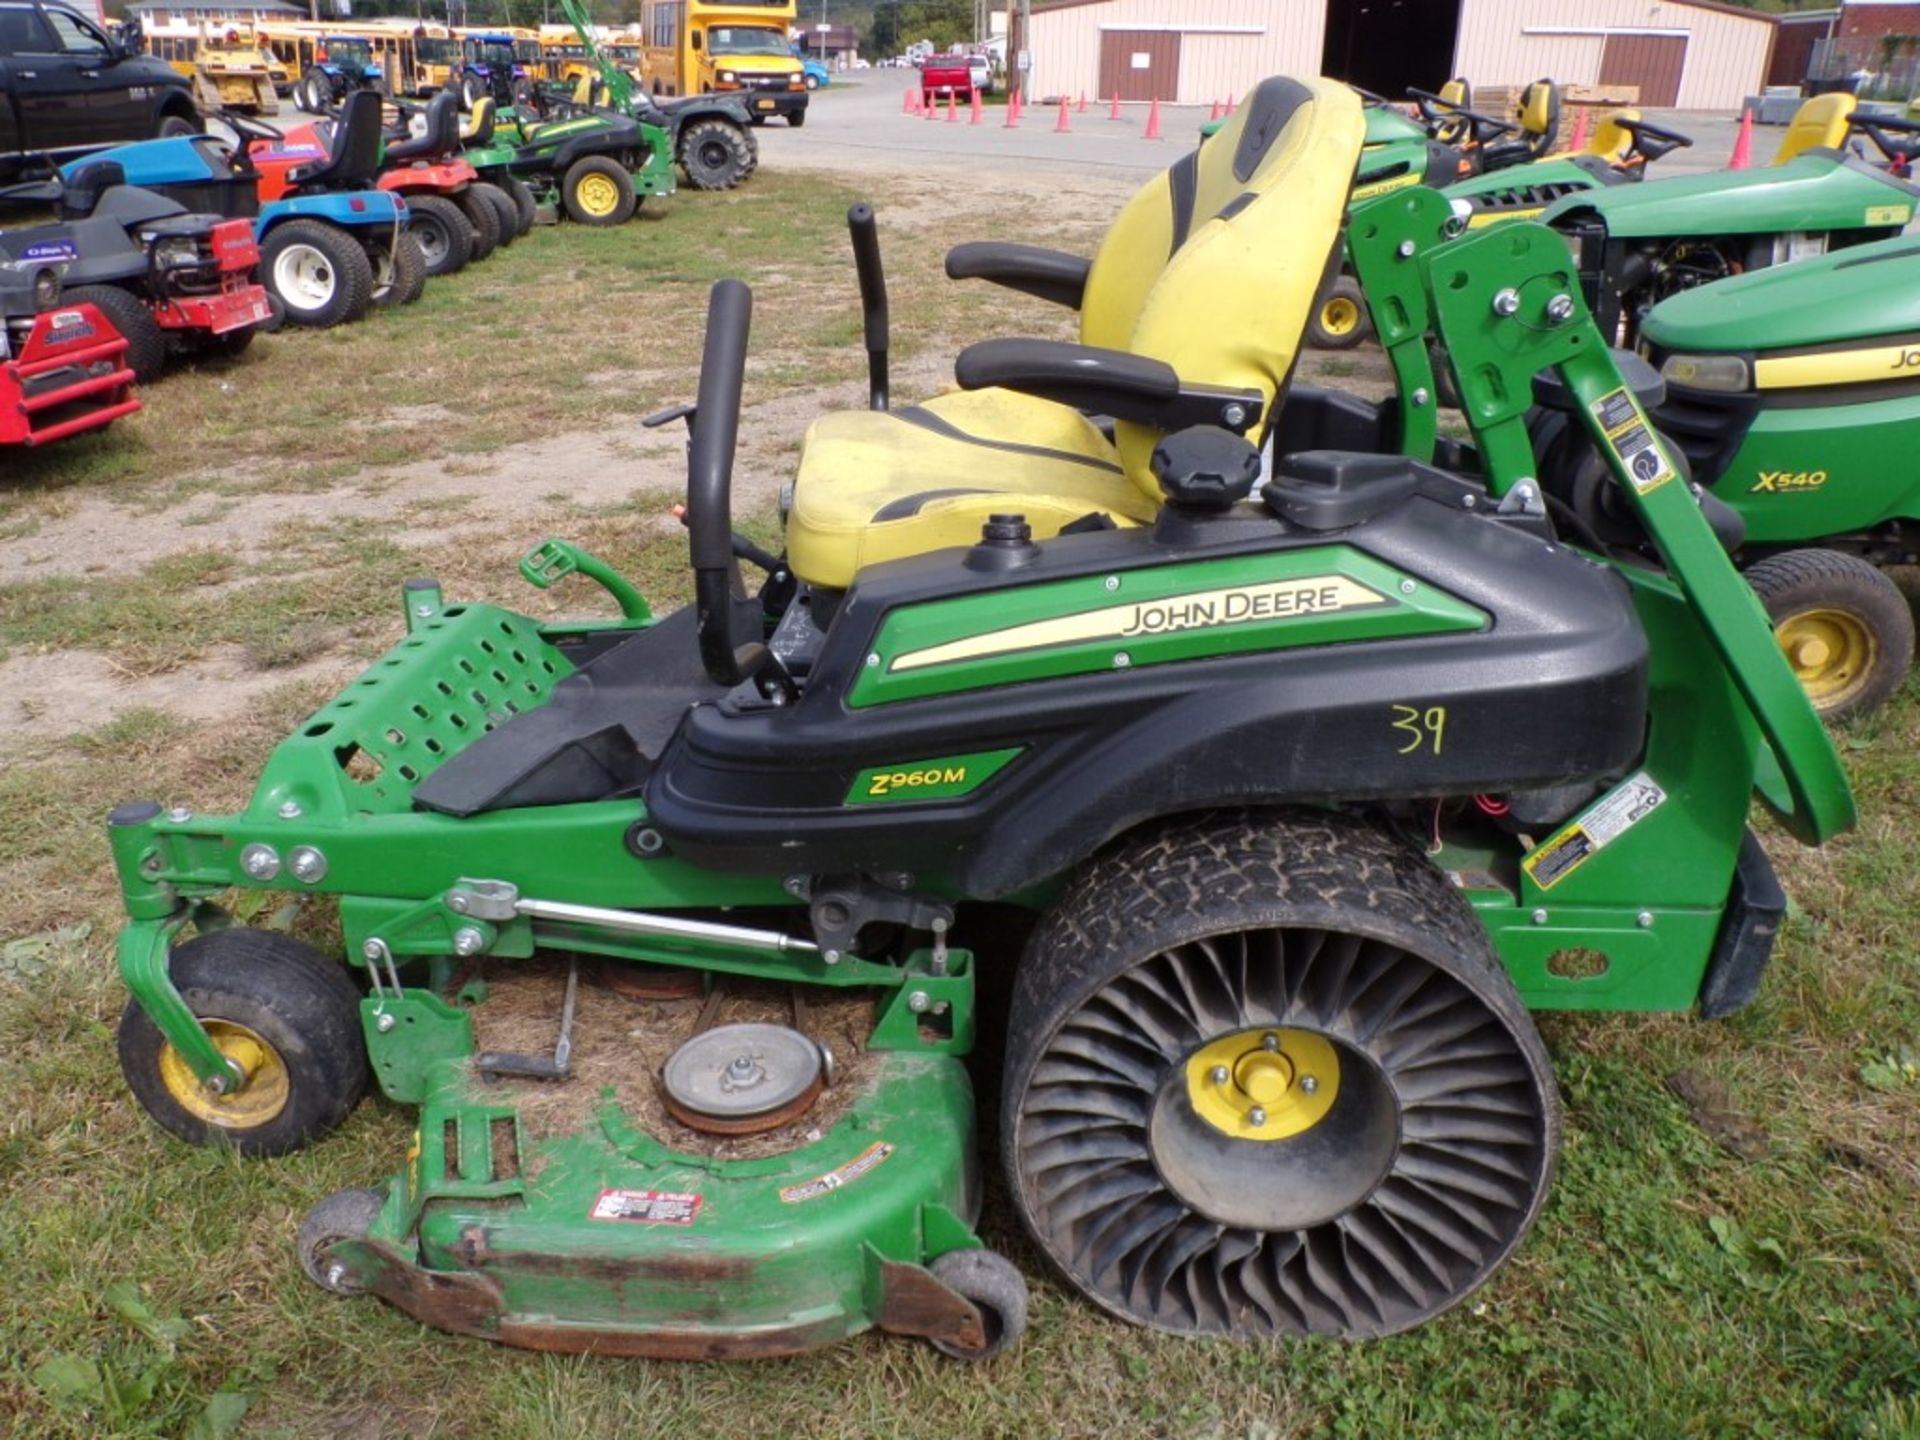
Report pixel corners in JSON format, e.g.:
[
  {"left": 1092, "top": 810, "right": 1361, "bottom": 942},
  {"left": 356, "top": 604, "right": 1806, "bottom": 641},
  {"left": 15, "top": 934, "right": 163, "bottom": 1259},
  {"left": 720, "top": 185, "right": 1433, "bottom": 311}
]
[{"left": 639, "top": 0, "right": 807, "bottom": 125}]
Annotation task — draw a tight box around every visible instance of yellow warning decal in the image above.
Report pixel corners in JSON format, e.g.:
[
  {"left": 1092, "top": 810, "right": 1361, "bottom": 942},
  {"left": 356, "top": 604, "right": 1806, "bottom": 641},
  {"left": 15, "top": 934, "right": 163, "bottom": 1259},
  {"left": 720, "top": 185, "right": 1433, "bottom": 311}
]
[
  {"left": 1589, "top": 387, "right": 1675, "bottom": 496},
  {"left": 779, "top": 1141, "right": 895, "bottom": 1203},
  {"left": 1866, "top": 204, "right": 1911, "bottom": 226},
  {"left": 1522, "top": 772, "right": 1667, "bottom": 891},
  {"left": 1756, "top": 343, "right": 1920, "bottom": 390}
]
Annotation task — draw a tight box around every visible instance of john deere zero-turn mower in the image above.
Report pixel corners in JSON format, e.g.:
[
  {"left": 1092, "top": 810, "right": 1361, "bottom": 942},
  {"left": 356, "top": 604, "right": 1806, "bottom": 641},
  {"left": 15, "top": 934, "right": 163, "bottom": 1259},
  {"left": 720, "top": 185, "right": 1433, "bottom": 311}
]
[{"left": 105, "top": 78, "right": 1853, "bottom": 1356}]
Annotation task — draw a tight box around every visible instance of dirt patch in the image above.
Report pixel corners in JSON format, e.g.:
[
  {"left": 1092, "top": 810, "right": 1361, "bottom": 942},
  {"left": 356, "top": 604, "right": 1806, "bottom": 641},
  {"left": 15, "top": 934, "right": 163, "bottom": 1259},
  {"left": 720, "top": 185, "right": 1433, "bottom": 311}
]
[
  {"left": 0, "top": 645, "right": 356, "bottom": 746},
  {"left": 463, "top": 957, "right": 882, "bottom": 1159}
]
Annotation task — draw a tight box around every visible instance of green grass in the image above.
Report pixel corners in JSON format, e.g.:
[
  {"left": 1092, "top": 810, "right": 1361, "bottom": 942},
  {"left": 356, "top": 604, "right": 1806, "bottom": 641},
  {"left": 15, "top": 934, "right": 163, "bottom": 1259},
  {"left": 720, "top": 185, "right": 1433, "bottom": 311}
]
[{"left": 1, "top": 168, "right": 1915, "bottom": 1440}]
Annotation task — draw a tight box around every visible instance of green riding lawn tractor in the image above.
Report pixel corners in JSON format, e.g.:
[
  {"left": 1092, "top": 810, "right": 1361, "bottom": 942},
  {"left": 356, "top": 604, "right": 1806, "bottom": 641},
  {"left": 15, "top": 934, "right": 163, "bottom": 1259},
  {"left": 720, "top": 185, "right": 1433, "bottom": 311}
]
[
  {"left": 105, "top": 78, "right": 1852, "bottom": 1358},
  {"left": 1544, "top": 92, "right": 1920, "bottom": 348},
  {"left": 459, "top": 96, "right": 674, "bottom": 228}
]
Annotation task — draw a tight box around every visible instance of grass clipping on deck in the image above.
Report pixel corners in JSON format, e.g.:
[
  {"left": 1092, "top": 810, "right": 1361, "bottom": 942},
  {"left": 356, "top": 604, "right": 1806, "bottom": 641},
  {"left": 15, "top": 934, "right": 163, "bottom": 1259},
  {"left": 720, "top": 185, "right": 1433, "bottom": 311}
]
[{"left": 463, "top": 957, "right": 882, "bottom": 1159}]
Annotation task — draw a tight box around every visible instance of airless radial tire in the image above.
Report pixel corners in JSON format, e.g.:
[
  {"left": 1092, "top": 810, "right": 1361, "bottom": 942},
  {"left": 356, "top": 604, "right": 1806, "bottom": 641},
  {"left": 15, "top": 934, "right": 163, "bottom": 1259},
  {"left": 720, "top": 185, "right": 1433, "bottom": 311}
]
[{"left": 1002, "top": 808, "right": 1560, "bottom": 1338}]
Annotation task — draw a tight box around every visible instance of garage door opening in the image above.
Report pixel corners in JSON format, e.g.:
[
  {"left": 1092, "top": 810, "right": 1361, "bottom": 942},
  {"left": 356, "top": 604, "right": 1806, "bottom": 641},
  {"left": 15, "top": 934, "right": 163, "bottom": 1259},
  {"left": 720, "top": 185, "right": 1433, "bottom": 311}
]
[{"left": 1321, "top": 0, "right": 1463, "bottom": 100}]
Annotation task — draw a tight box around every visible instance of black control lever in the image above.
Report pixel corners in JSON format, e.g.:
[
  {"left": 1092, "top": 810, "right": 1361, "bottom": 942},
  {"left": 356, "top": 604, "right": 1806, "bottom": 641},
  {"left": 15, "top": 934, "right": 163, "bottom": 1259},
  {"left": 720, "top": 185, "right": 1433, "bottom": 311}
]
[{"left": 848, "top": 201, "right": 890, "bottom": 411}]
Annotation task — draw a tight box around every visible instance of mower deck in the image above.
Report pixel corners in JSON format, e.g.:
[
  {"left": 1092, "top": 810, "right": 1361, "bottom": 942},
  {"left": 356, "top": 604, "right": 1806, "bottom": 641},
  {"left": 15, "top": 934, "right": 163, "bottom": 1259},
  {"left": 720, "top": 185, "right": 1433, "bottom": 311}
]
[{"left": 324, "top": 965, "right": 984, "bottom": 1357}]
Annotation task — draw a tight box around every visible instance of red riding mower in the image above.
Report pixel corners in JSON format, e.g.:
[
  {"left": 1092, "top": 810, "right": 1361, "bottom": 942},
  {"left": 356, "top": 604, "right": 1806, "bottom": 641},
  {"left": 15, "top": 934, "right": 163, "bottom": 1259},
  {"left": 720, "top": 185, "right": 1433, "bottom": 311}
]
[{"left": 0, "top": 280, "right": 139, "bottom": 449}]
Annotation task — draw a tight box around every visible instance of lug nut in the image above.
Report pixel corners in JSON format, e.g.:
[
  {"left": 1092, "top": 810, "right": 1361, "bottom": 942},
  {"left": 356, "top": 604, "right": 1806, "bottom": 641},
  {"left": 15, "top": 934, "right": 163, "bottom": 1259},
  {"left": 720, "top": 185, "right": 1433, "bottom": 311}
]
[
  {"left": 1261, "top": 1033, "right": 1280, "bottom": 1051},
  {"left": 1300, "top": 1075, "right": 1319, "bottom": 1095},
  {"left": 1248, "top": 1106, "right": 1267, "bottom": 1127},
  {"left": 1210, "top": 1064, "right": 1230, "bottom": 1086}
]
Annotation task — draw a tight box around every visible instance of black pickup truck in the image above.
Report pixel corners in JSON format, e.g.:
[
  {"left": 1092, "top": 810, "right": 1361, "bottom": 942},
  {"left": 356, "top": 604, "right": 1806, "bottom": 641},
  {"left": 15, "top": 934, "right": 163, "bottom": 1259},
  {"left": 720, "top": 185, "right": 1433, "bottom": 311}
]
[{"left": 0, "top": 5, "right": 197, "bottom": 178}]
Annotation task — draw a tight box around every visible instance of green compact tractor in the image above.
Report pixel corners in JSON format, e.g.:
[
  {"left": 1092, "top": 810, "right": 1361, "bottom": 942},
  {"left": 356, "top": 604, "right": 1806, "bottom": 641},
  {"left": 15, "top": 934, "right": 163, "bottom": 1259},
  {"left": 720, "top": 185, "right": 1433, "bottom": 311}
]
[{"left": 107, "top": 79, "right": 1852, "bottom": 1357}]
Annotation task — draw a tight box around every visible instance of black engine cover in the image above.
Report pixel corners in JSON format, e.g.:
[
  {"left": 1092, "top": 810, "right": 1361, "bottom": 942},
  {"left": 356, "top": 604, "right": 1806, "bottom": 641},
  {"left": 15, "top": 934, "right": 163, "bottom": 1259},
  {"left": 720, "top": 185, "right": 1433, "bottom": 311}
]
[{"left": 646, "top": 491, "right": 1648, "bottom": 897}]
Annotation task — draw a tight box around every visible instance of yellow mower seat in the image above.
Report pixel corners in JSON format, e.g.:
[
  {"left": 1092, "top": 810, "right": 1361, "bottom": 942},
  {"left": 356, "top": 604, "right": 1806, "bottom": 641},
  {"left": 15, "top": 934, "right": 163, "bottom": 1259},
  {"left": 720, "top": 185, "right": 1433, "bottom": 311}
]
[
  {"left": 785, "top": 390, "right": 1156, "bottom": 587},
  {"left": 1775, "top": 92, "right": 1856, "bottom": 163},
  {"left": 1581, "top": 108, "right": 1641, "bottom": 163},
  {"left": 460, "top": 97, "right": 494, "bottom": 143},
  {"left": 786, "top": 75, "right": 1365, "bottom": 590}
]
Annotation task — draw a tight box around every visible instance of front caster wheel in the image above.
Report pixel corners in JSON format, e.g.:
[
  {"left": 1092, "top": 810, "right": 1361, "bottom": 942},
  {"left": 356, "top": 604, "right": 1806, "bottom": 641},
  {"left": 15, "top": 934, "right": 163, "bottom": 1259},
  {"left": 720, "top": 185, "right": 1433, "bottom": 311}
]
[
  {"left": 1004, "top": 809, "right": 1559, "bottom": 1339},
  {"left": 927, "top": 1249, "right": 1029, "bottom": 1361},
  {"left": 117, "top": 929, "right": 368, "bottom": 1156},
  {"left": 1746, "top": 548, "right": 1914, "bottom": 721},
  {"left": 298, "top": 1187, "right": 386, "bottom": 1295}
]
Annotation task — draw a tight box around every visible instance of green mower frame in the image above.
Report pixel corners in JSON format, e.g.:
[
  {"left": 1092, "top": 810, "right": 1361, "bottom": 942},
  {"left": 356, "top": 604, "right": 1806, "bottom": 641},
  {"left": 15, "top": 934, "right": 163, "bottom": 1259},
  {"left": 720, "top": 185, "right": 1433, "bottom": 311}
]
[{"left": 105, "top": 181, "right": 1853, "bottom": 1358}]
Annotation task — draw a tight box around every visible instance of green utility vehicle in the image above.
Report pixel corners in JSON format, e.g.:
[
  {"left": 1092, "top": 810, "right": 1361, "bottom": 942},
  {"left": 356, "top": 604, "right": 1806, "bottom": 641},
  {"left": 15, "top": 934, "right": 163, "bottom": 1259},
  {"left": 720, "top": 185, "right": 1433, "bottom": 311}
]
[{"left": 104, "top": 79, "right": 1851, "bottom": 1358}]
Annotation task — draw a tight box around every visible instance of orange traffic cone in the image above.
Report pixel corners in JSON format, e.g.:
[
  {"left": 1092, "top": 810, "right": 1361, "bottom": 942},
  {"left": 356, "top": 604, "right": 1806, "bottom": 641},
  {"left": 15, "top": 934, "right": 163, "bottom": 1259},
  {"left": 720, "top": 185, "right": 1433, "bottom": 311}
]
[
  {"left": 924, "top": 88, "right": 936, "bottom": 119},
  {"left": 1209, "top": 97, "right": 1223, "bottom": 122},
  {"left": 1566, "top": 104, "right": 1589, "bottom": 152},
  {"left": 1055, "top": 97, "right": 1071, "bottom": 132},
  {"left": 1728, "top": 105, "right": 1754, "bottom": 170},
  {"left": 1225, "top": 94, "right": 1237, "bottom": 116},
  {"left": 1109, "top": 92, "right": 1121, "bottom": 120},
  {"left": 970, "top": 87, "right": 983, "bottom": 124},
  {"left": 1077, "top": 89, "right": 1087, "bottom": 113},
  {"left": 946, "top": 87, "right": 958, "bottom": 122},
  {"left": 1144, "top": 95, "right": 1162, "bottom": 140},
  {"left": 1005, "top": 89, "right": 1020, "bottom": 127}
]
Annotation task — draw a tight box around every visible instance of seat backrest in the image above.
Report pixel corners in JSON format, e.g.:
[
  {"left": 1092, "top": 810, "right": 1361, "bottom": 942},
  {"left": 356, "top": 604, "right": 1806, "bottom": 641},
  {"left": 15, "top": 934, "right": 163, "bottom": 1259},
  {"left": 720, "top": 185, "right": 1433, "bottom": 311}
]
[
  {"left": 1583, "top": 107, "right": 1640, "bottom": 162},
  {"left": 461, "top": 96, "right": 495, "bottom": 144},
  {"left": 386, "top": 89, "right": 459, "bottom": 161},
  {"left": 1517, "top": 79, "right": 1559, "bottom": 154},
  {"left": 290, "top": 89, "right": 384, "bottom": 189},
  {"left": 1077, "top": 76, "right": 1364, "bottom": 499},
  {"left": 1439, "top": 77, "right": 1471, "bottom": 110},
  {"left": 573, "top": 72, "right": 594, "bottom": 105},
  {"left": 58, "top": 159, "right": 126, "bottom": 220},
  {"left": 1776, "top": 92, "right": 1855, "bottom": 163}
]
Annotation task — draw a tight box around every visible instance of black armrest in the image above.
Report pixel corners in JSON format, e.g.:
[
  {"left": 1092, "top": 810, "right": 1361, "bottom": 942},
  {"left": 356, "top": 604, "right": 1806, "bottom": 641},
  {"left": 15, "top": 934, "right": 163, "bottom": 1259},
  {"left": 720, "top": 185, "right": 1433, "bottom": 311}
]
[
  {"left": 945, "top": 242, "right": 1092, "bottom": 309},
  {"left": 955, "top": 337, "right": 1264, "bottom": 434}
]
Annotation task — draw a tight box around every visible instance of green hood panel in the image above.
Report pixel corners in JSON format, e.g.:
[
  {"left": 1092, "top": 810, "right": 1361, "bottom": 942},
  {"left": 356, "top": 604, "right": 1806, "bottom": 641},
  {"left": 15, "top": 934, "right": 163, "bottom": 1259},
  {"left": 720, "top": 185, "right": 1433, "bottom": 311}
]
[
  {"left": 1643, "top": 234, "right": 1920, "bottom": 353},
  {"left": 1542, "top": 154, "right": 1917, "bottom": 237}
]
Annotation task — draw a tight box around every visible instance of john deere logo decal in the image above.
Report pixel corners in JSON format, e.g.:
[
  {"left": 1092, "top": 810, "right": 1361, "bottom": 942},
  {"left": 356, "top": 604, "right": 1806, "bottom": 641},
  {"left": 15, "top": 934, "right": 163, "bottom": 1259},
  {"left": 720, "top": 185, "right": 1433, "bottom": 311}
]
[{"left": 891, "top": 577, "right": 1388, "bottom": 673}]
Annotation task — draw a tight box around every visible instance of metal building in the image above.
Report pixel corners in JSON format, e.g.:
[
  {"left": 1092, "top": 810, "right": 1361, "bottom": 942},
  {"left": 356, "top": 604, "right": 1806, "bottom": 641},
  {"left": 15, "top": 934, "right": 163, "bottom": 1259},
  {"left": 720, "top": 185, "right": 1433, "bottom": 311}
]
[{"left": 1025, "top": 0, "right": 1778, "bottom": 111}]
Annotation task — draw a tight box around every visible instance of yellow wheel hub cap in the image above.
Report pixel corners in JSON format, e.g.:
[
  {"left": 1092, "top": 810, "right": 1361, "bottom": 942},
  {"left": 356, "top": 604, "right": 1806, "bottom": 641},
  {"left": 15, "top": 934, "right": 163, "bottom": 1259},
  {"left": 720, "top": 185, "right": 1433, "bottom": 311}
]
[
  {"left": 578, "top": 174, "right": 619, "bottom": 216},
  {"left": 1320, "top": 296, "right": 1360, "bottom": 335},
  {"left": 1185, "top": 1027, "right": 1340, "bottom": 1141},
  {"left": 1776, "top": 607, "right": 1875, "bottom": 709},
  {"left": 156, "top": 1019, "right": 289, "bottom": 1129}
]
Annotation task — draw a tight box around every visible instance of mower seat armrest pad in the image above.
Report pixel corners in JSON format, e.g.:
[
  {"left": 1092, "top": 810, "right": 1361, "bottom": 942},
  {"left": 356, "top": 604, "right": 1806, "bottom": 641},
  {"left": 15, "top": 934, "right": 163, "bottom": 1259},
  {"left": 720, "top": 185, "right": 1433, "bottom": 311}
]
[
  {"left": 945, "top": 242, "right": 1092, "bottom": 309},
  {"left": 956, "top": 337, "right": 1177, "bottom": 412},
  {"left": 956, "top": 338, "right": 1265, "bottom": 434}
]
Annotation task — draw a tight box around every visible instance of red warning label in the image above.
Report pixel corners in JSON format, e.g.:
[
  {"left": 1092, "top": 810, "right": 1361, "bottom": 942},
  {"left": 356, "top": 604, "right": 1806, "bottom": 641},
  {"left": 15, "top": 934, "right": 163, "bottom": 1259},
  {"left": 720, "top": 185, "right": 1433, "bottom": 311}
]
[{"left": 589, "top": 1189, "right": 703, "bottom": 1225}]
